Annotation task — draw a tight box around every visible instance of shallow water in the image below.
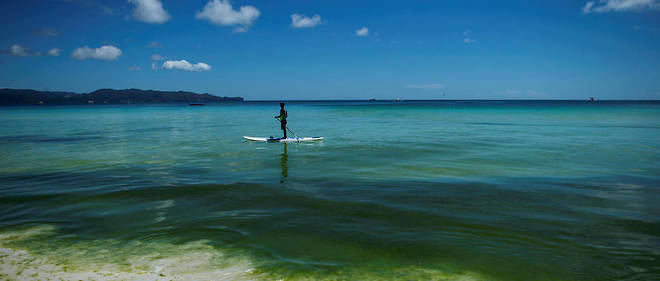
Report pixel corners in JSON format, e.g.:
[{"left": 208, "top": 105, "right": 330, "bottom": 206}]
[{"left": 1, "top": 101, "right": 659, "bottom": 280}]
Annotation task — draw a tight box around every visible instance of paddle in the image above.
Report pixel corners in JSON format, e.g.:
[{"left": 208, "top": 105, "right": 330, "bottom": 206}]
[{"left": 274, "top": 117, "right": 299, "bottom": 139}]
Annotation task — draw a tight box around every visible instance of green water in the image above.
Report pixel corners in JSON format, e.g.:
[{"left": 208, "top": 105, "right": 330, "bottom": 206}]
[{"left": 1, "top": 101, "right": 659, "bottom": 280}]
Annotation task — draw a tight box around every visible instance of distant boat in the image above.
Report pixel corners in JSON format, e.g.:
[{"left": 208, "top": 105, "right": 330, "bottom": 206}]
[
  {"left": 395, "top": 98, "right": 401, "bottom": 102},
  {"left": 368, "top": 98, "right": 377, "bottom": 102},
  {"left": 189, "top": 103, "right": 205, "bottom": 106},
  {"left": 588, "top": 97, "right": 597, "bottom": 103}
]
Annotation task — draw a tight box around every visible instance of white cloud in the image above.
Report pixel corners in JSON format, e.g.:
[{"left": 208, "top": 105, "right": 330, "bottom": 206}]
[
  {"left": 151, "top": 54, "right": 164, "bottom": 61},
  {"left": 290, "top": 13, "right": 322, "bottom": 28},
  {"left": 48, "top": 48, "right": 62, "bottom": 56},
  {"left": 196, "top": 0, "right": 260, "bottom": 32},
  {"left": 161, "top": 60, "right": 211, "bottom": 71},
  {"left": 152, "top": 62, "right": 158, "bottom": 70},
  {"left": 464, "top": 38, "right": 476, "bottom": 43},
  {"left": 10, "top": 44, "right": 30, "bottom": 56},
  {"left": 128, "top": 66, "right": 141, "bottom": 71},
  {"left": 355, "top": 27, "right": 369, "bottom": 37},
  {"left": 407, "top": 83, "right": 444, "bottom": 90},
  {"left": 8, "top": 45, "right": 60, "bottom": 57},
  {"left": 71, "top": 45, "right": 122, "bottom": 61},
  {"left": 128, "top": 0, "right": 170, "bottom": 24},
  {"left": 582, "top": 0, "right": 660, "bottom": 13}
]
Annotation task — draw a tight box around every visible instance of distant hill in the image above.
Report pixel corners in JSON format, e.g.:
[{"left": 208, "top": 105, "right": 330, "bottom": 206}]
[{"left": 0, "top": 88, "right": 243, "bottom": 105}]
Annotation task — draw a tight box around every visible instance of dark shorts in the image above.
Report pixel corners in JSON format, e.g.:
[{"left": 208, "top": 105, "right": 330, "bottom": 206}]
[{"left": 280, "top": 120, "right": 287, "bottom": 130}]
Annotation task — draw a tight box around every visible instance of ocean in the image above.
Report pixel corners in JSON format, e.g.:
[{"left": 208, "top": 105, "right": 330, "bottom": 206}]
[{"left": 1, "top": 101, "right": 659, "bottom": 280}]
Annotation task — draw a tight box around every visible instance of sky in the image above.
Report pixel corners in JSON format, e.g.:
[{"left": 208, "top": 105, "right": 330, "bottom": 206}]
[{"left": 0, "top": 0, "right": 659, "bottom": 100}]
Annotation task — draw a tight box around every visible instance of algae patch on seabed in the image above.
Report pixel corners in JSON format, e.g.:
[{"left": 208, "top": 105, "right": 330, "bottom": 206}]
[
  {"left": 0, "top": 225, "right": 489, "bottom": 281},
  {"left": 0, "top": 225, "right": 258, "bottom": 281}
]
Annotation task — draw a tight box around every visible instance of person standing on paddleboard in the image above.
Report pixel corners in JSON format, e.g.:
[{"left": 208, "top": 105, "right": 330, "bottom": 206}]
[{"left": 274, "top": 102, "right": 288, "bottom": 139}]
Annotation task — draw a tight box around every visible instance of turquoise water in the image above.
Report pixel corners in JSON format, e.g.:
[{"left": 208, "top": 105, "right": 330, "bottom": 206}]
[{"left": 1, "top": 101, "right": 659, "bottom": 280}]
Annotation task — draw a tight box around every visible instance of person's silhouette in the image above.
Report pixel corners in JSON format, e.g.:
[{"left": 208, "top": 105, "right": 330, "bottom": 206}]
[{"left": 274, "top": 102, "right": 288, "bottom": 139}]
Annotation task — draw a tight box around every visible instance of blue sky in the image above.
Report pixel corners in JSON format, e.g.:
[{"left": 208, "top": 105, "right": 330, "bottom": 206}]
[{"left": 1, "top": 0, "right": 659, "bottom": 100}]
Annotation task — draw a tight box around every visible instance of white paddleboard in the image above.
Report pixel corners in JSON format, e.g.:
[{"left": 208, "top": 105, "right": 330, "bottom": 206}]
[{"left": 243, "top": 136, "right": 324, "bottom": 142}]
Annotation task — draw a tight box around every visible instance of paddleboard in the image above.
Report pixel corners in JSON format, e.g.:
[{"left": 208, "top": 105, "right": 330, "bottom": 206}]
[{"left": 243, "top": 136, "right": 324, "bottom": 142}]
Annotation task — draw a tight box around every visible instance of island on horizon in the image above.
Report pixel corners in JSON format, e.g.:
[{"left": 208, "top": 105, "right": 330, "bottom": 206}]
[{"left": 0, "top": 88, "right": 244, "bottom": 105}]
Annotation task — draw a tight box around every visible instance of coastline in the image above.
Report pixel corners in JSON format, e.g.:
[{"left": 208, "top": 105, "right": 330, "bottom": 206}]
[{"left": 0, "top": 88, "right": 243, "bottom": 106}]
